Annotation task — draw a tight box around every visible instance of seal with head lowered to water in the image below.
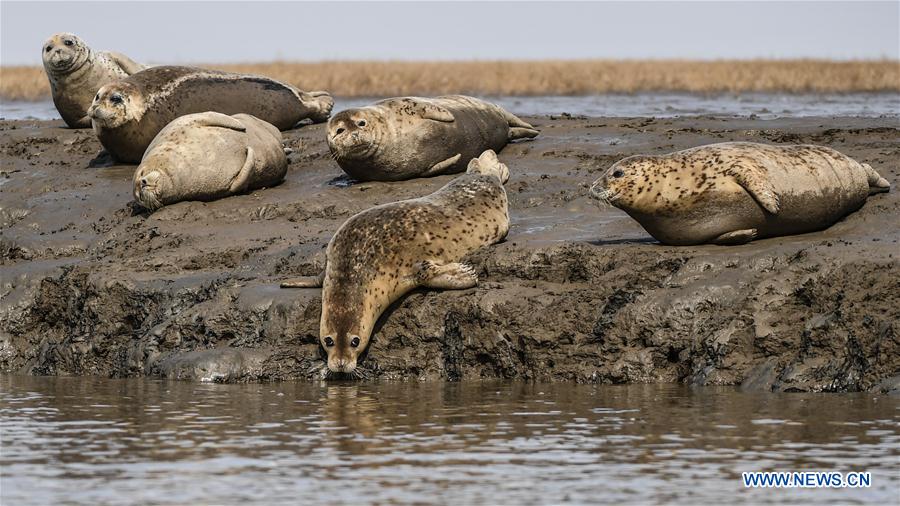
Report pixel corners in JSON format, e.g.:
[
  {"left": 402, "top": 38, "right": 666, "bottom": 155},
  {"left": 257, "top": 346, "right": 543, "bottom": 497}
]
[{"left": 281, "top": 150, "right": 511, "bottom": 374}]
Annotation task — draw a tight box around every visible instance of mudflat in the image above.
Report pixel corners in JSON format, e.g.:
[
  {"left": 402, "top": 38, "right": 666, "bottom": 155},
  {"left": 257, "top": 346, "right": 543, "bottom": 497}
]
[{"left": 1, "top": 116, "right": 897, "bottom": 391}]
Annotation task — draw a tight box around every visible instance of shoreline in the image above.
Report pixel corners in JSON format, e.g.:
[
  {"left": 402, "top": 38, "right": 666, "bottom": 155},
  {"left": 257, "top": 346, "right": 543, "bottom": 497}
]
[
  {"left": 1, "top": 115, "right": 898, "bottom": 391},
  {"left": 3, "top": 59, "right": 899, "bottom": 101}
]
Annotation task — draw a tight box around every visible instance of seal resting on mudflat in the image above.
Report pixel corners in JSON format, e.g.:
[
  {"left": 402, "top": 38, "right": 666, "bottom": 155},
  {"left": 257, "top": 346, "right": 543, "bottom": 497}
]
[
  {"left": 42, "top": 33, "right": 145, "bottom": 128},
  {"left": 327, "top": 95, "right": 538, "bottom": 181},
  {"left": 89, "top": 65, "right": 333, "bottom": 163},
  {"left": 281, "top": 150, "right": 511, "bottom": 374},
  {"left": 589, "top": 142, "right": 891, "bottom": 245},
  {"left": 133, "top": 112, "right": 289, "bottom": 211}
]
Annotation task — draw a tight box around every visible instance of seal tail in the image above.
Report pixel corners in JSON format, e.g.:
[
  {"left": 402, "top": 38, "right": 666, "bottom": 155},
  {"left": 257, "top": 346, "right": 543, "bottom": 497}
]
[
  {"left": 862, "top": 163, "right": 891, "bottom": 194},
  {"left": 467, "top": 150, "right": 510, "bottom": 184}
]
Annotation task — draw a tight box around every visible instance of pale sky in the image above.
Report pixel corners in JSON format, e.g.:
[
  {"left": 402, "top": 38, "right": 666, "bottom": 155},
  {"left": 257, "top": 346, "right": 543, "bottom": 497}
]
[{"left": 1, "top": 1, "right": 898, "bottom": 65}]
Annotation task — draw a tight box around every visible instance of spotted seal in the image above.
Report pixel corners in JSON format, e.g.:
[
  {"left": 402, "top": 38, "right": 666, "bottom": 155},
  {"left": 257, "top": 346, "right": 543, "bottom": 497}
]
[
  {"left": 133, "top": 112, "right": 289, "bottom": 211},
  {"left": 589, "top": 142, "right": 891, "bottom": 245},
  {"left": 42, "top": 33, "right": 145, "bottom": 128},
  {"left": 327, "top": 95, "right": 538, "bottom": 181},
  {"left": 89, "top": 65, "right": 333, "bottom": 163},
  {"left": 281, "top": 150, "right": 511, "bottom": 373}
]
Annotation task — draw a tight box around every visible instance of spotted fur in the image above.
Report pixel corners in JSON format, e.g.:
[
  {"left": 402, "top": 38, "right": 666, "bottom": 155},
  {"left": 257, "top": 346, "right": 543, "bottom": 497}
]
[
  {"left": 293, "top": 150, "right": 510, "bottom": 373},
  {"left": 327, "top": 95, "right": 538, "bottom": 181},
  {"left": 42, "top": 33, "right": 145, "bottom": 128},
  {"left": 89, "top": 65, "right": 333, "bottom": 163},
  {"left": 590, "top": 142, "right": 890, "bottom": 245}
]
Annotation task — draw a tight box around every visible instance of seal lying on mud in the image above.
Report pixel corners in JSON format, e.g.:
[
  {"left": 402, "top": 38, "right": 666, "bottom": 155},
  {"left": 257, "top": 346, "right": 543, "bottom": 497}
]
[
  {"left": 89, "top": 65, "right": 333, "bottom": 163},
  {"left": 327, "top": 95, "right": 538, "bottom": 181},
  {"left": 589, "top": 142, "right": 891, "bottom": 245},
  {"left": 282, "top": 150, "right": 511, "bottom": 374},
  {"left": 42, "top": 33, "right": 145, "bottom": 129},
  {"left": 133, "top": 112, "right": 289, "bottom": 211}
]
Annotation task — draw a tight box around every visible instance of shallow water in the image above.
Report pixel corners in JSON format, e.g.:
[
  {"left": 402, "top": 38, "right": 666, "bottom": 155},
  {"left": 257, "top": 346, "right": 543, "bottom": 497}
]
[
  {"left": 2, "top": 92, "right": 898, "bottom": 121},
  {"left": 1, "top": 375, "right": 897, "bottom": 505}
]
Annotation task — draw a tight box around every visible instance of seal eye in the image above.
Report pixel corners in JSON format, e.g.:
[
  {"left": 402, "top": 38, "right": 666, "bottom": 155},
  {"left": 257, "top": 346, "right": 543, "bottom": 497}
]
[
  {"left": 110, "top": 94, "right": 124, "bottom": 105},
  {"left": 45, "top": 46, "right": 52, "bottom": 53},
  {"left": 612, "top": 169, "right": 625, "bottom": 178},
  {"left": 323, "top": 336, "right": 335, "bottom": 347},
  {"left": 350, "top": 336, "right": 360, "bottom": 348},
  {"left": 356, "top": 120, "right": 366, "bottom": 127},
  {"left": 64, "top": 40, "right": 74, "bottom": 47},
  {"left": 335, "top": 127, "right": 345, "bottom": 135}
]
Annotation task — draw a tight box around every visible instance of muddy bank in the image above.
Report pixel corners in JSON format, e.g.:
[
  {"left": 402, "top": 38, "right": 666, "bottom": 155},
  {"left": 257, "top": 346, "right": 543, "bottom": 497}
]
[{"left": 1, "top": 116, "right": 898, "bottom": 391}]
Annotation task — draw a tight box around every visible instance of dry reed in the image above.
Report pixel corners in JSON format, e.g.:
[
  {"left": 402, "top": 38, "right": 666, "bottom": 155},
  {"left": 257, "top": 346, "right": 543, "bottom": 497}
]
[{"left": 2, "top": 60, "right": 898, "bottom": 101}]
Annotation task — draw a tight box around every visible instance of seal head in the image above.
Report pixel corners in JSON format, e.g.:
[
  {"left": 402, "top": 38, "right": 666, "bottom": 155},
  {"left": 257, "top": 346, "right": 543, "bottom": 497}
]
[
  {"left": 327, "top": 108, "right": 387, "bottom": 163},
  {"left": 133, "top": 169, "right": 169, "bottom": 211},
  {"left": 590, "top": 155, "right": 662, "bottom": 214},
  {"left": 89, "top": 82, "right": 145, "bottom": 130},
  {"left": 42, "top": 33, "right": 90, "bottom": 74}
]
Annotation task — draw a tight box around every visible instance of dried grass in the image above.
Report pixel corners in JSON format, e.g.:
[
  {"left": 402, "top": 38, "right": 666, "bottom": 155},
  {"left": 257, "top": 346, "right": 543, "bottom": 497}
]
[{"left": 3, "top": 60, "right": 898, "bottom": 101}]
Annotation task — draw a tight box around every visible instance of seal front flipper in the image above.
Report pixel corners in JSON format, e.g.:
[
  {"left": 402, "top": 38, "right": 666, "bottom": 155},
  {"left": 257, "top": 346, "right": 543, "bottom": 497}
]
[
  {"left": 188, "top": 111, "right": 247, "bottom": 131},
  {"left": 728, "top": 164, "right": 780, "bottom": 214},
  {"left": 280, "top": 271, "right": 325, "bottom": 288},
  {"left": 415, "top": 261, "right": 478, "bottom": 290},
  {"left": 712, "top": 229, "right": 757, "bottom": 245},
  {"left": 104, "top": 51, "right": 145, "bottom": 75},
  {"left": 382, "top": 98, "right": 455, "bottom": 122},
  {"left": 229, "top": 147, "right": 255, "bottom": 193},
  {"left": 422, "top": 154, "right": 462, "bottom": 177}
]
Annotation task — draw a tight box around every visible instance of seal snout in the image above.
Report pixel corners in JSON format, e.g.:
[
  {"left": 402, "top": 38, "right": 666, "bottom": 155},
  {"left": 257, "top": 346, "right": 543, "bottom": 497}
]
[
  {"left": 589, "top": 178, "right": 614, "bottom": 205},
  {"left": 328, "top": 356, "right": 357, "bottom": 374},
  {"left": 134, "top": 170, "right": 163, "bottom": 211}
]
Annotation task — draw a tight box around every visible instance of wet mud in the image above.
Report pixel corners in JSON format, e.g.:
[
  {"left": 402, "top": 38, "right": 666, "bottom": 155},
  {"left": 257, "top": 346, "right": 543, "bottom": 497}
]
[{"left": 1, "top": 116, "right": 898, "bottom": 391}]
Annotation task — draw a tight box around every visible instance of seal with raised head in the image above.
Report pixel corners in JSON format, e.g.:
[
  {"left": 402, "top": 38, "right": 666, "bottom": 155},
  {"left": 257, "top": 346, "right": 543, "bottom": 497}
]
[
  {"left": 133, "top": 112, "right": 289, "bottom": 211},
  {"left": 281, "top": 150, "right": 511, "bottom": 374},
  {"left": 327, "top": 95, "right": 538, "bottom": 181},
  {"left": 589, "top": 142, "right": 891, "bottom": 245},
  {"left": 89, "top": 65, "right": 333, "bottom": 163},
  {"left": 42, "top": 33, "right": 145, "bottom": 128}
]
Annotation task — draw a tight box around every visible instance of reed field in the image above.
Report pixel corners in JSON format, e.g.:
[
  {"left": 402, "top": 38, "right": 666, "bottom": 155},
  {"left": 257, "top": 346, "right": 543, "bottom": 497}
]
[{"left": 2, "top": 59, "right": 898, "bottom": 100}]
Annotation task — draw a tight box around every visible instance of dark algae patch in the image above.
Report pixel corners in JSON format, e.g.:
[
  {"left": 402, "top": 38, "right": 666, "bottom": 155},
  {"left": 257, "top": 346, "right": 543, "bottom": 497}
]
[{"left": 1, "top": 116, "right": 898, "bottom": 391}]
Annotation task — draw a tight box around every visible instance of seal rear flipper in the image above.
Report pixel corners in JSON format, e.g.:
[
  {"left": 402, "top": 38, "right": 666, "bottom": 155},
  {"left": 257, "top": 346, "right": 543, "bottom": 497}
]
[
  {"left": 229, "top": 147, "right": 255, "bottom": 193},
  {"left": 729, "top": 165, "right": 781, "bottom": 214},
  {"left": 423, "top": 154, "right": 462, "bottom": 176},
  {"left": 296, "top": 91, "right": 334, "bottom": 123},
  {"left": 711, "top": 229, "right": 757, "bottom": 245},
  {"left": 502, "top": 109, "right": 537, "bottom": 130},
  {"left": 508, "top": 127, "right": 539, "bottom": 141},
  {"left": 467, "top": 150, "right": 510, "bottom": 184},
  {"left": 862, "top": 163, "right": 891, "bottom": 194},
  {"left": 415, "top": 261, "right": 478, "bottom": 290},
  {"left": 104, "top": 51, "right": 145, "bottom": 75},
  {"left": 280, "top": 271, "right": 325, "bottom": 288}
]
